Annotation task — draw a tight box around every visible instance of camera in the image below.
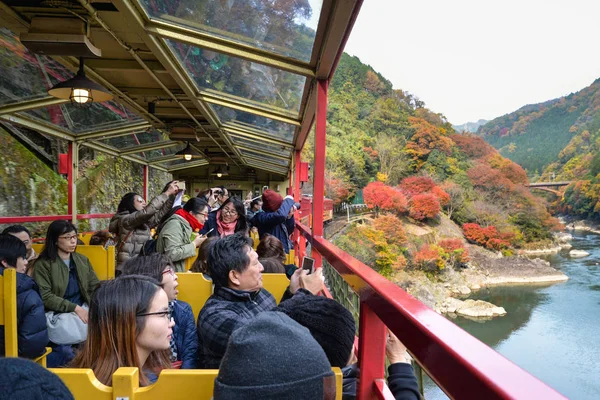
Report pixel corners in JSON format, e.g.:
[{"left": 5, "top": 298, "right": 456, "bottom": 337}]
[
  {"left": 293, "top": 202, "right": 301, "bottom": 210},
  {"left": 213, "top": 190, "right": 222, "bottom": 195}
]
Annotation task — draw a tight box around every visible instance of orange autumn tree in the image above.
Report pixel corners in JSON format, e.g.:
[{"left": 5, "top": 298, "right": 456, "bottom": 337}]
[
  {"left": 404, "top": 116, "right": 453, "bottom": 170},
  {"left": 408, "top": 193, "right": 440, "bottom": 221},
  {"left": 363, "top": 181, "right": 408, "bottom": 216}
]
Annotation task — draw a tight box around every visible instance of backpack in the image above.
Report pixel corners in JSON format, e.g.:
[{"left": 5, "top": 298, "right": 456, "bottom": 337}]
[{"left": 139, "top": 239, "right": 157, "bottom": 256}]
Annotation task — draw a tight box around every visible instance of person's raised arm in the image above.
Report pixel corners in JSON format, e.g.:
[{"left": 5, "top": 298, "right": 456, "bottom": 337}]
[{"left": 386, "top": 331, "right": 421, "bottom": 400}]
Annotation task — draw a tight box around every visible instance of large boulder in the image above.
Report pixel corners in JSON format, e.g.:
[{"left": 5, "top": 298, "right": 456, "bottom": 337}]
[
  {"left": 438, "top": 298, "right": 506, "bottom": 319},
  {"left": 569, "top": 249, "right": 590, "bottom": 258}
]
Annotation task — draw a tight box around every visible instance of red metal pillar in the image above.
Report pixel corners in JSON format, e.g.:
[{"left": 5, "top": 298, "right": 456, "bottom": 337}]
[
  {"left": 143, "top": 165, "right": 149, "bottom": 201},
  {"left": 67, "top": 142, "right": 73, "bottom": 219},
  {"left": 312, "top": 79, "right": 327, "bottom": 269},
  {"left": 357, "top": 302, "right": 387, "bottom": 400},
  {"left": 293, "top": 150, "right": 302, "bottom": 263},
  {"left": 294, "top": 150, "right": 301, "bottom": 201}
]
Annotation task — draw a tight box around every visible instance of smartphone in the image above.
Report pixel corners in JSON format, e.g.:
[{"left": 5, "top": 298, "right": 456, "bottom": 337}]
[
  {"left": 302, "top": 256, "right": 315, "bottom": 274},
  {"left": 201, "top": 228, "right": 214, "bottom": 237},
  {"left": 178, "top": 181, "right": 186, "bottom": 191}
]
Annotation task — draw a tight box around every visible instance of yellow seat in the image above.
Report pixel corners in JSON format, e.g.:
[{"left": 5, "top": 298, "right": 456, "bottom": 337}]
[
  {"left": 78, "top": 233, "right": 93, "bottom": 245},
  {"left": 184, "top": 249, "right": 199, "bottom": 272},
  {"left": 285, "top": 249, "right": 295, "bottom": 265},
  {"left": 51, "top": 366, "right": 342, "bottom": 399},
  {"left": 176, "top": 273, "right": 213, "bottom": 322},
  {"left": 49, "top": 368, "right": 112, "bottom": 400},
  {"left": 1, "top": 268, "right": 51, "bottom": 366},
  {"left": 31, "top": 243, "right": 43, "bottom": 254},
  {"left": 31, "top": 245, "right": 115, "bottom": 281},
  {"left": 262, "top": 273, "right": 291, "bottom": 305}
]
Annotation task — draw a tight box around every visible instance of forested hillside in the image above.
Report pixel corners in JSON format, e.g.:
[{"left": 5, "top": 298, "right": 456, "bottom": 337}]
[
  {"left": 476, "top": 78, "right": 600, "bottom": 176},
  {"left": 308, "top": 54, "right": 559, "bottom": 275}
]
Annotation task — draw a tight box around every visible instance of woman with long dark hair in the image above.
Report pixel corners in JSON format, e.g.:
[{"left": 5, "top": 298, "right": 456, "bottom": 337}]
[
  {"left": 33, "top": 220, "right": 99, "bottom": 366},
  {"left": 109, "top": 181, "right": 179, "bottom": 271},
  {"left": 199, "top": 196, "right": 248, "bottom": 238},
  {"left": 156, "top": 198, "right": 209, "bottom": 272},
  {"left": 71, "top": 275, "right": 173, "bottom": 386}
]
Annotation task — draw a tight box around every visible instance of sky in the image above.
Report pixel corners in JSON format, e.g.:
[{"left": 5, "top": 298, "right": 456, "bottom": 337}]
[{"left": 343, "top": 0, "right": 600, "bottom": 125}]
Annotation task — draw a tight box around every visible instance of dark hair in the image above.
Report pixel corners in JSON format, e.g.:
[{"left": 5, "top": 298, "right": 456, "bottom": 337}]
[
  {"left": 161, "top": 181, "right": 174, "bottom": 193},
  {"left": 191, "top": 236, "right": 219, "bottom": 274},
  {"left": 184, "top": 197, "right": 209, "bottom": 215},
  {"left": 259, "top": 257, "right": 285, "bottom": 274},
  {"left": 121, "top": 253, "right": 174, "bottom": 283},
  {"left": 89, "top": 231, "right": 111, "bottom": 246},
  {"left": 197, "top": 188, "right": 212, "bottom": 199},
  {"left": 208, "top": 233, "right": 254, "bottom": 288},
  {"left": 219, "top": 197, "right": 248, "bottom": 233},
  {"left": 250, "top": 199, "right": 262, "bottom": 209},
  {"left": 71, "top": 275, "right": 170, "bottom": 386},
  {"left": 1, "top": 225, "right": 31, "bottom": 238},
  {"left": 39, "top": 220, "right": 77, "bottom": 261},
  {"left": 256, "top": 234, "right": 285, "bottom": 262},
  {"left": 117, "top": 192, "right": 139, "bottom": 214},
  {"left": 0, "top": 234, "right": 27, "bottom": 267}
]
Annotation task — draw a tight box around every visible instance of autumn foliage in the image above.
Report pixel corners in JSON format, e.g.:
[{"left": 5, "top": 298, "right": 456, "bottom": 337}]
[
  {"left": 373, "top": 214, "right": 407, "bottom": 245},
  {"left": 408, "top": 193, "right": 441, "bottom": 221},
  {"left": 462, "top": 223, "right": 514, "bottom": 251},
  {"left": 363, "top": 181, "right": 408, "bottom": 214},
  {"left": 398, "top": 176, "right": 436, "bottom": 196}
]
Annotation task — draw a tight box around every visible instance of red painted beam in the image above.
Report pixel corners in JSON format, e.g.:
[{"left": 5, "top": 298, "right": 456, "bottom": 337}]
[
  {"left": 374, "top": 380, "right": 395, "bottom": 400},
  {"left": 312, "top": 79, "right": 328, "bottom": 269},
  {"left": 296, "top": 222, "right": 567, "bottom": 400}
]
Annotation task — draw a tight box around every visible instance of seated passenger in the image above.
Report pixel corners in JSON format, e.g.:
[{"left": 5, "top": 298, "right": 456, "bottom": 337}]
[
  {"left": 71, "top": 275, "right": 173, "bottom": 386},
  {"left": 32, "top": 220, "right": 100, "bottom": 366},
  {"left": 0, "top": 234, "right": 48, "bottom": 359},
  {"left": 109, "top": 181, "right": 179, "bottom": 271},
  {"left": 0, "top": 357, "right": 74, "bottom": 399},
  {"left": 257, "top": 234, "right": 296, "bottom": 277},
  {"left": 250, "top": 190, "right": 297, "bottom": 254},
  {"left": 190, "top": 236, "right": 218, "bottom": 279},
  {"left": 156, "top": 198, "right": 209, "bottom": 272},
  {"left": 199, "top": 196, "right": 248, "bottom": 238},
  {"left": 88, "top": 231, "right": 115, "bottom": 248},
  {"left": 2, "top": 225, "right": 37, "bottom": 263},
  {"left": 121, "top": 253, "right": 199, "bottom": 369},
  {"left": 258, "top": 257, "right": 286, "bottom": 274},
  {"left": 197, "top": 233, "right": 324, "bottom": 368},
  {"left": 214, "top": 312, "right": 336, "bottom": 399}
]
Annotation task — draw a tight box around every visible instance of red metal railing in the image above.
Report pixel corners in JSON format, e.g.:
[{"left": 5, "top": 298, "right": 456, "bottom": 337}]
[
  {"left": 0, "top": 213, "right": 113, "bottom": 224},
  {"left": 295, "top": 221, "right": 568, "bottom": 400}
]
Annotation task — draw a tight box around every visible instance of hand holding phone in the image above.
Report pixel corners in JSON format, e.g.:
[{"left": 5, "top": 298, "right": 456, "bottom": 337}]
[{"left": 302, "top": 256, "right": 315, "bottom": 274}]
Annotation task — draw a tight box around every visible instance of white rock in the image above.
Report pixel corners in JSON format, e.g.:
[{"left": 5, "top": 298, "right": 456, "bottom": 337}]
[
  {"left": 569, "top": 249, "right": 590, "bottom": 258},
  {"left": 458, "top": 286, "right": 471, "bottom": 295},
  {"left": 455, "top": 300, "right": 507, "bottom": 318}
]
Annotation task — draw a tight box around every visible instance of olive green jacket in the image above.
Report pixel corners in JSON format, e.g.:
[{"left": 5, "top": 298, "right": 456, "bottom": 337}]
[
  {"left": 156, "top": 214, "right": 197, "bottom": 273},
  {"left": 33, "top": 253, "right": 100, "bottom": 313}
]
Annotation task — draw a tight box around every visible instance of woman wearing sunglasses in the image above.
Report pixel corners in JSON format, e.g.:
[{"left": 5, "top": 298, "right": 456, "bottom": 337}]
[
  {"left": 109, "top": 181, "right": 180, "bottom": 271},
  {"left": 71, "top": 275, "right": 174, "bottom": 386},
  {"left": 121, "top": 253, "right": 198, "bottom": 370},
  {"left": 156, "top": 197, "right": 210, "bottom": 273}
]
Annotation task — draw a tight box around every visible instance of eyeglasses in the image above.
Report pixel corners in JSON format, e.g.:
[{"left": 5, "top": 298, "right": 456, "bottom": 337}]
[
  {"left": 135, "top": 197, "right": 146, "bottom": 203},
  {"left": 162, "top": 267, "right": 175, "bottom": 277},
  {"left": 58, "top": 235, "right": 78, "bottom": 241},
  {"left": 137, "top": 310, "right": 172, "bottom": 320},
  {"left": 221, "top": 208, "right": 237, "bottom": 216}
]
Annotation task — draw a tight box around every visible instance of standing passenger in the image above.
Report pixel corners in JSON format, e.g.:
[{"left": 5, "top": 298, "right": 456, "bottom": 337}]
[
  {"left": 251, "top": 190, "right": 297, "bottom": 254},
  {"left": 109, "top": 181, "right": 179, "bottom": 271},
  {"left": 156, "top": 198, "right": 209, "bottom": 273},
  {"left": 71, "top": 276, "right": 173, "bottom": 386}
]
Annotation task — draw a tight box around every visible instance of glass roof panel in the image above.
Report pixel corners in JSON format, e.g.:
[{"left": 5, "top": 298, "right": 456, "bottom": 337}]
[
  {"left": 211, "top": 104, "right": 296, "bottom": 143},
  {"left": 240, "top": 148, "right": 289, "bottom": 167},
  {"left": 166, "top": 40, "right": 306, "bottom": 113},
  {"left": 229, "top": 135, "right": 291, "bottom": 158},
  {"left": 0, "top": 28, "right": 72, "bottom": 105},
  {"left": 246, "top": 161, "right": 287, "bottom": 175},
  {"left": 139, "top": 0, "right": 322, "bottom": 62}
]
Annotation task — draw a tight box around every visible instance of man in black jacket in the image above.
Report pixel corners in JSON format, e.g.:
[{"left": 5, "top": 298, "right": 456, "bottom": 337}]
[{"left": 0, "top": 234, "right": 48, "bottom": 359}]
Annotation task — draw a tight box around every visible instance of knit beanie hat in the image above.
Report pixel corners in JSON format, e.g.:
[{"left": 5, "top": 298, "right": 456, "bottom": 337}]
[
  {"left": 276, "top": 293, "right": 356, "bottom": 367},
  {"left": 214, "top": 312, "right": 334, "bottom": 400},
  {"left": 0, "top": 357, "right": 74, "bottom": 400},
  {"left": 262, "top": 189, "right": 283, "bottom": 212}
]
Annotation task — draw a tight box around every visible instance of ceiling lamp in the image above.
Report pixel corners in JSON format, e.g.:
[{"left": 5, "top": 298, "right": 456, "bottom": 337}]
[
  {"left": 212, "top": 165, "right": 228, "bottom": 178},
  {"left": 175, "top": 142, "right": 194, "bottom": 161},
  {"left": 48, "top": 57, "right": 113, "bottom": 108}
]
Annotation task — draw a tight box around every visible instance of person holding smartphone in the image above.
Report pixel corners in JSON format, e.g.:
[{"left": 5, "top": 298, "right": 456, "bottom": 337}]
[
  {"left": 156, "top": 198, "right": 210, "bottom": 272},
  {"left": 250, "top": 190, "right": 297, "bottom": 255}
]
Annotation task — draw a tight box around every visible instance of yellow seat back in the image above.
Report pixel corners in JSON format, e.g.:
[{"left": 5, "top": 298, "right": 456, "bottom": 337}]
[
  {"left": 262, "top": 273, "right": 290, "bottom": 305},
  {"left": 74, "top": 246, "right": 115, "bottom": 281},
  {"left": 49, "top": 368, "right": 112, "bottom": 400},
  {"left": 78, "top": 233, "right": 93, "bottom": 245},
  {"left": 51, "top": 367, "right": 342, "bottom": 399},
  {"left": 0, "top": 268, "right": 18, "bottom": 357},
  {"left": 176, "top": 273, "right": 213, "bottom": 322},
  {"left": 32, "top": 243, "right": 43, "bottom": 254},
  {"left": 184, "top": 249, "right": 199, "bottom": 272}
]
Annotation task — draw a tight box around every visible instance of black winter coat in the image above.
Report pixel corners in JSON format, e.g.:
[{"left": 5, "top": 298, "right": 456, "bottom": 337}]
[
  {"left": 0, "top": 268, "right": 48, "bottom": 359},
  {"left": 172, "top": 300, "right": 199, "bottom": 369}
]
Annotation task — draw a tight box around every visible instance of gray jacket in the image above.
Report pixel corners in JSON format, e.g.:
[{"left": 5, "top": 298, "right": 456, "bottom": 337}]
[
  {"left": 156, "top": 213, "right": 196, "bottom": 273},
  {"left": 109, "top": 193, "right": 175, "bottom": 269}
]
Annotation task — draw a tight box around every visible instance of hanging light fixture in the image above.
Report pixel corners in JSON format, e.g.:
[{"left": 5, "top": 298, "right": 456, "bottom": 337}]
[
  {"left": 175, "top": 142, "right": 194, "bottom": 161},
  {"left": 212, "top": 165, "right": 228, "bottom": 178},
  {"left": 48, "top": 57, "right": 113, "bottom": 108}
]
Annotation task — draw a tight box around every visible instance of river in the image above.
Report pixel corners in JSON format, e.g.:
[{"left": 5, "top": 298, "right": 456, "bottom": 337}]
[{"left": 424, "top": 230, "right": 600, "bottom": 399}]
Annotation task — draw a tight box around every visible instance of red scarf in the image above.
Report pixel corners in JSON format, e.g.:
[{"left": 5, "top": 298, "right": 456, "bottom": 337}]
[
  {"left": 216, "top": 209, "right": 237, "bottom": 238},
  {"left": 175, "top": 209, "right": 203, "bottom": 232}
]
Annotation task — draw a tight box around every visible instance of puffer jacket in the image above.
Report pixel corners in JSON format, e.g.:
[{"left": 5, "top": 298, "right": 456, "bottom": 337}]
[
  {"left": 0, "top": 268, "right": 49, "bottom": 359},
  {"left": 156, "top": 214, "right": 197, "bottom": 273},
  {"left": 172, "top": 300, "right": 199, "bottom": 369},
  {"left": 109, "top": 193, "right": 175, "bottom": 269},
  {"left": 251, "top": 197, "right": 296, "bottom": 253}
]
